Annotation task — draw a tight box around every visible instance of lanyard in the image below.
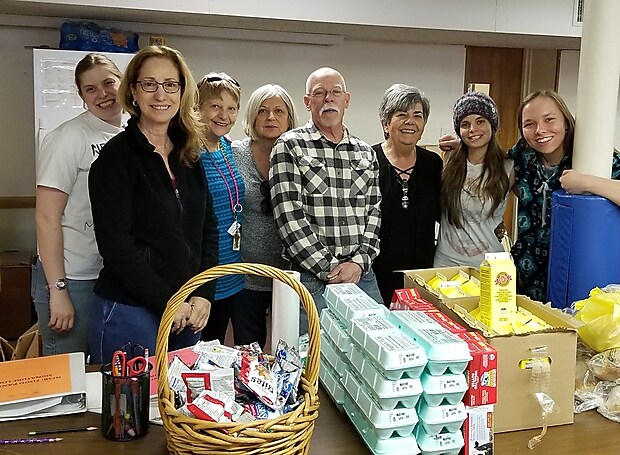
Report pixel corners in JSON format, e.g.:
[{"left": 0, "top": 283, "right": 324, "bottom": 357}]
[{"left": 208, "top": 141, "right": 242, "bottom": 218}]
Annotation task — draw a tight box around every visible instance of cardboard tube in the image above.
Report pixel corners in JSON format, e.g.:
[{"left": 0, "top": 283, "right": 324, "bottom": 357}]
[{"left": 271, "top": 271, "right": 301, "bottom": 351}]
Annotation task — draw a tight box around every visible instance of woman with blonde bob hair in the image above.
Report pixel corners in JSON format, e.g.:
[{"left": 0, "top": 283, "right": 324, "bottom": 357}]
[
  {"left": 88, "top": 45, "right": 218, "bottom": 364},
  {"left": 231, "top": 83, "right": 298, "bottom": 347}
]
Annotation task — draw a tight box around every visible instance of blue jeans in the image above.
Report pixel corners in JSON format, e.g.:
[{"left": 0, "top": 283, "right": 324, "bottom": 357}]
[
  {"left": 89, "top": 294, "right": 200, "bottom": 365},
  {"left": 298, "top": 268, "right": 382, "bottom": 335},
  {"left": 31, "top": 258, "right": 94, "bottom": 357}
]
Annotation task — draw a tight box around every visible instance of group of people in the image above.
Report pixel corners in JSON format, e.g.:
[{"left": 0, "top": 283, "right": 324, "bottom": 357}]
[{"left": 33, "top": 44, "right": 620, "bottom": 362}]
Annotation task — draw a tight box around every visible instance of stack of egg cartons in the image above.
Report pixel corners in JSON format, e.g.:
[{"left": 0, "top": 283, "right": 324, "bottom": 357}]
[
  {"left": 319, "top": 283, "right": 427, "bottom": 455},
  {"left": 319, "top": 283, "right": 387, "bottom": 411},
  {"left": 390, "top": 311, "right": 471, "bottom": 455}
]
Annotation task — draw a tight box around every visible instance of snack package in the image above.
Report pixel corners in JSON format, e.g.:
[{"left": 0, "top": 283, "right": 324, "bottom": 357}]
[
  {"left": 272, "top": 339, "right": 303, "bottom": 409},
  {"left": 182, "top": 368, "right": 235, "bottom": 403},
  {"left": 187, "top": 390, "right": 244, "bottom": 422},
  {"left": 238, "top": 353, "right": 278, "bottom": 409}
]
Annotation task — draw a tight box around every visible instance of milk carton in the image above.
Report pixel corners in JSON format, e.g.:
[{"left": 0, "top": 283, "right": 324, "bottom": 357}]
[{"left": 479, "top": 252, "right": 516, "bottom": 333}]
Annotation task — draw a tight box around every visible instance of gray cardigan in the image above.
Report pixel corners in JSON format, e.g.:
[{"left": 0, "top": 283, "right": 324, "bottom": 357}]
[{"left": 232, "top": 138, "right": 290, "bottom": 291}]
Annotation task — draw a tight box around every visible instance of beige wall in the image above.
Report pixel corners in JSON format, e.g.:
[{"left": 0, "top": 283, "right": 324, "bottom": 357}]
[{"left": 0, "top": 22, "right": 467, "bottom": 251}]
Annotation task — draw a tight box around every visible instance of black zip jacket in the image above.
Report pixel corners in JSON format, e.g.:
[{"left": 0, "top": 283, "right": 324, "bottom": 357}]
[{"left": 89, "top": 117, "right": 218, "bottom": 315}]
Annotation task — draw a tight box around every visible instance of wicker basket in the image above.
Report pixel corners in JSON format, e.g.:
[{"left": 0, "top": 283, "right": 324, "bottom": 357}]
[{"left": 155, "top": 263, "right": 320, "bottom": 455}]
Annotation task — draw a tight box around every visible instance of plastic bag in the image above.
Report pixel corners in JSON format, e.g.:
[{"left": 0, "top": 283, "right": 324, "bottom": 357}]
[
  {"left": 596, "top": 382, "right": 620, "bottom": 422},
  {"left": 574, "top": 286, "right": 620, "bottom": 353},
  {"left": 60, "top": 21, "right": 139, "bottom": 53}
]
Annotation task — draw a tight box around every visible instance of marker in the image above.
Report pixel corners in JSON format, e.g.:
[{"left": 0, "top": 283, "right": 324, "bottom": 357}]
[
  {"left": 28, "top": 426, "right": 98, "bottom": 436},
  {"left": 0, "top": 437, "right": 63, "bottom": 444}
]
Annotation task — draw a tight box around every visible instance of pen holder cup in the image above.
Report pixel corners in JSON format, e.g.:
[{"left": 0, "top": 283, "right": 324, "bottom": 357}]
[{"left": 101, "top": 363, "right": 151, "bottom": 441}]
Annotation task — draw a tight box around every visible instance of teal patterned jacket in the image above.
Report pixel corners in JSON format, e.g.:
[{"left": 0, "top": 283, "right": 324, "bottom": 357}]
[{"left": 508, "top": 140, "right": 620, "bottom": 301}]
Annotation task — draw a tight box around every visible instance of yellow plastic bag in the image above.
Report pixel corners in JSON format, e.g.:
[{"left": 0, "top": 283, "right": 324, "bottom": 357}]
[{"left": 575, "top": 288, "right": 620, "bottom": 353}]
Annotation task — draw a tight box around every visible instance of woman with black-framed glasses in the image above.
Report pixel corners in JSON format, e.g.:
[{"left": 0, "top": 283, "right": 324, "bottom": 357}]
[
  {"left": 88, "top": 46, "right": 218, "bottom": 364},
  {"left": 231, "top": 84, "right": 298, "bottom": 347}
]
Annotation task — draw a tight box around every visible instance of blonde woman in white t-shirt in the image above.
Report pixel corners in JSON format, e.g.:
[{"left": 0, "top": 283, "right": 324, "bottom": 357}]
[{"left": 34, "top": 54, "right": 123, "bottom": 356}]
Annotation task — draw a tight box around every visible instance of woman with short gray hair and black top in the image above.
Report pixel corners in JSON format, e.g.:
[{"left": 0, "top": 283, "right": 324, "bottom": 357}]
[{"left": 371, "top": 83, "right": 442, "bottom": 306}]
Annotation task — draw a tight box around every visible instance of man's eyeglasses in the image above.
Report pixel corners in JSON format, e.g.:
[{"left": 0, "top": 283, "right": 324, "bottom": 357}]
[
  {"left": 260, "top": 180, "right": 272, "bottom": 215},
  {"left": 135, "top": 80, "right": 182, "bottom": 94},
  {"left": 307, "top": 87, "right": 345, "bottom": 98},
  {"left": 199, "top": 75, "right": 241, "bottom": 89}
]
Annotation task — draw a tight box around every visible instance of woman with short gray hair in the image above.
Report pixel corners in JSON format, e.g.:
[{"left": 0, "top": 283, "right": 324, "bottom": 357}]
[
  {"left": 371, "top": 83, "right": 442, "bottom": 306},
  {"left": 231, "top": 83, "right": 298, "bottom": 347}
]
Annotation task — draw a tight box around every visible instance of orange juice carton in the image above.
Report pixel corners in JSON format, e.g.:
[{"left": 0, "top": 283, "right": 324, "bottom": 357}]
[{"left": 479, "top": 252, "right": 516, "bottom": 333}]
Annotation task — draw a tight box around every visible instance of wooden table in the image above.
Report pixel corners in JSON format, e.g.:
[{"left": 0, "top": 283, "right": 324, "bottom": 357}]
[{"left": 0, "top": 388, "right": 617, "bottom": 454}]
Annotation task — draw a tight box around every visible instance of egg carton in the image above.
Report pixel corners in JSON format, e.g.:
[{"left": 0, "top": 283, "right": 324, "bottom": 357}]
[
  {"left": 390, "top": 311, "right": 471, "bottom": 375},
  {"left": 319, "top": 355, "right": 345, "bottom": 411},
  {"left": 342, "top": 369, "right": 418, "bottom": 437},
  {"left": 420, "top": 371, "right": 468, "bottom": 407},
  {"left": 320, "top": 308, "right": 352, "bottom": 353},
  {"left": 323, "top": 283, "right": 387, "bottom": 329},
  {"left": 320, "top": 333, "right": 351, "bottom": 378},
  {"left": 414, "top": 425, "right": 464, "bottom": 455},
  {"left": 349, "top": 316, "right": 427, "bottom": 377},
  {"left": 348, "top": 342, "right": 423, "bottom": 409},
  {"left": 343, "top": 392, "right": 421, "bottom": 455},
  {"left": 416, "top": 400, "right": 467, "bottom": 436}
]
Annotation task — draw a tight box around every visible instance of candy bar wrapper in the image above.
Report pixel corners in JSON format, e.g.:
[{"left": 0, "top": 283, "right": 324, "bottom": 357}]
[
  {"left": 272, "top": 339, "right": 303, "bottom": 408},
  {"left": 238, "top": 353, "right": 278, "bottom": 409},
  {"left": 192, "top": 343, "right": 240, "bottom": 368},
  {"left": 168, "top": 355, "right": 192, "bottom": 404},
  {"left": 244, "top": 400, "right": 281, "bottom": 420},
  {"left": 182, "top": 368, "right": 235, "bottom": 403},
  {"left": 235, "top": 342, "right": 269, "bottom": 366},
  {"left": 193, "top": 353, "right": 221, "bottom": 371},
  {"left": 187, "top": 390, "right": 244, "bottom": 422}
]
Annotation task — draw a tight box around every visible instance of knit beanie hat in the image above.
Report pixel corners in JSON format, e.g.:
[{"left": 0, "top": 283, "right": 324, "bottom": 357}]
[{"left": 453, "top": 92, "right": 499, "bottom": 135}]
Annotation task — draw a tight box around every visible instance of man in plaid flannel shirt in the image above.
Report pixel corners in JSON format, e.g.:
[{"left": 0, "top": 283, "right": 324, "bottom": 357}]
[{"left": 269, "top": 67, "right": 382, "bottom": 334}]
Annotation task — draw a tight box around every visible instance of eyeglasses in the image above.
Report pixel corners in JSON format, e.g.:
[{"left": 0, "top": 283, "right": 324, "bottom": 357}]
[
  {"left": 260, "top": 180, "right": 272, "bottom": 215},
  {"left": 307, "top": 87, "right": 345, "bottom": 98},
  {"left": 199, "top": 75, "right": 241, "bottom": 89},
  {"left": 135, "top": 80, "right": 182, "bottom": 94}
]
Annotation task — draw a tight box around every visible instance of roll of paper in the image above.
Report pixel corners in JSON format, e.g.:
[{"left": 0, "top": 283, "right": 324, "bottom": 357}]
[{"left": 271, "top": 271, "right": 301, "bottom": 351}]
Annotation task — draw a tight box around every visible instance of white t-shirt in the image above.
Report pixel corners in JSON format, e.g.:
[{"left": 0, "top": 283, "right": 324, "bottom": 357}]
[
  {"left": 434, "top": 159, "right": 514, "bottom": 268},
  {"left": 37, "top": 110, "right": 123, "bottom": 279}
]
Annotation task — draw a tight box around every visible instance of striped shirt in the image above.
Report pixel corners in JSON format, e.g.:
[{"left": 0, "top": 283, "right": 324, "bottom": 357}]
[
  {"left": 200, "top": 138, "right": 245, "bottom": 299},
  {"left": 269, "top": 121, "right": 381, "bottom": 281}
]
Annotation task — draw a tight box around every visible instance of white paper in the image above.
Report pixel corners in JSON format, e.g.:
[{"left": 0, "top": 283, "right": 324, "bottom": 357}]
[{"left": 271, "top": 271, "right": 301, "bottom": 351}]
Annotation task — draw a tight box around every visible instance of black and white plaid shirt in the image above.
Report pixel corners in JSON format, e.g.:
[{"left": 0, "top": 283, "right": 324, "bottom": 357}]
[{"left": 269, "top": 121, "right": 381, "bottom": 281}]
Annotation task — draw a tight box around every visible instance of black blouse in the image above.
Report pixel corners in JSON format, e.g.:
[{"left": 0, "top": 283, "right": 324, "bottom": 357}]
[{"left": 371, "top": 143, "right": 442, "bottom": 305}]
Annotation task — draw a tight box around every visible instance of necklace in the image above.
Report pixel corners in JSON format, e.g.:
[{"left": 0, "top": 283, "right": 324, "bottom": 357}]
[
  {"left": 391, "top": 164, "right": 415, "bottom": 209},
  {"left": 541, "top": 153, "right": 563, "bottom": 167},
  {"left": 207, "top": 141, "right": 243, "bottom": 251}
]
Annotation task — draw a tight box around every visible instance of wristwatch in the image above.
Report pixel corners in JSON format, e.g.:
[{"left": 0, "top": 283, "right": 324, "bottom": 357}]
[{"left": 48, "top": 278, "right": 68, "bottom": 291}]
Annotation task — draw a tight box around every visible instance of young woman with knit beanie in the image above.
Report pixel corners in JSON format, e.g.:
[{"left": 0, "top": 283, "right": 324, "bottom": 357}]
[{"left": 434, "top": 92, "right": 514, "bottom": 267}]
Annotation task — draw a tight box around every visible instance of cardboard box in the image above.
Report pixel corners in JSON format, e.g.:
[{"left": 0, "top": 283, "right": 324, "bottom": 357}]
[
  {"left": 402, "top": 269, "right": 579, "bottom": 433},
  {"left": 0, "top": 323, "right": 40, "bottom": 362},
  {"left": 402, "top": 266, "right": 480, "bottom": 306},
  {"left": 463, "top": 404, "right": 494, "bottom": 455},
  {"left": 457, "top": 331, "right": 498, "bottom": 406},
  {"left": 390, "top": 288, "right": 438, "bottom": 312}
]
